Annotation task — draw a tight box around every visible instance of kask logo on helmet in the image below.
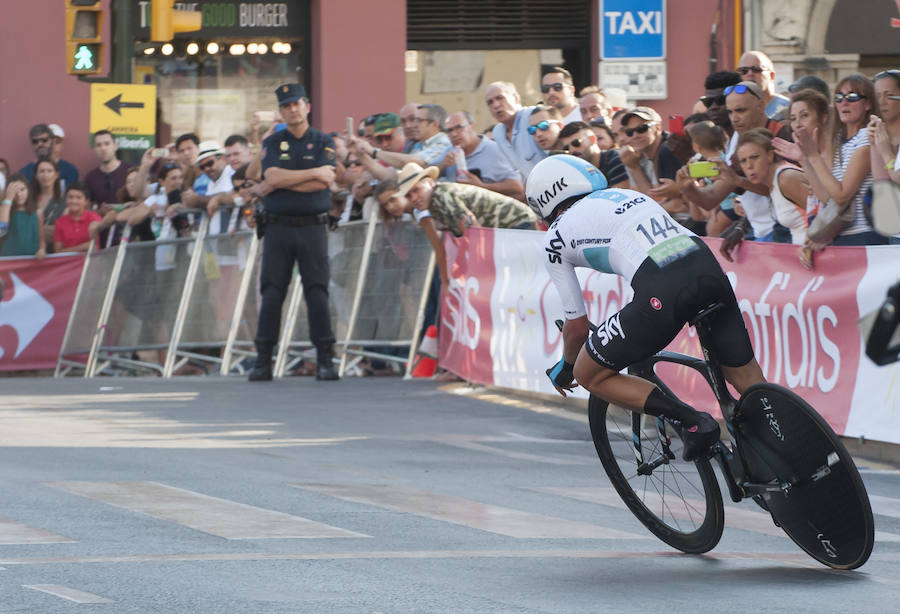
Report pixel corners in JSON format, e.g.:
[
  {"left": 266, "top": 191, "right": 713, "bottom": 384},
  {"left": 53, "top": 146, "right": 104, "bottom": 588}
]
[{"left": 527, "top": 176, "right": 569, "bottom": 210}]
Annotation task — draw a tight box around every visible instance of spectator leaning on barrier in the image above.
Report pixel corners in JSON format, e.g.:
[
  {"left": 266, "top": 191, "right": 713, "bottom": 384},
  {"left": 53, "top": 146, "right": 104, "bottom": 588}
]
[
  {"left": 249, "top": 83, "right": 339, "bottom": 383},
  {"left": 0, "top": 173, "right": 46, "bottom": 258},
  {"left": 193, "top": 141, "right": 237, "bottom": 234},
  {"left": 18, "top": 124, "right": 79, "bottom": 190},
  {"left": 774, "top": 74, "right": 882, "bottom": 247},
  {"left": 528, "top": 105, "right": 564, "bottom": 152},
  {"left": 224, "top": 134, "right": 253, "bottom": 171},
  {"left": 175, "top": 133, "right": 209, "bottom": 195},
  {"left": 869, "top": 69, "right": 900, "bottom": 244},
  {"left": 485, "top": 81, "right": 547, "bottom": 180},
  {"left": 31, "top": 156, "right": 67, "bottom": 252},
  {"left": 441, "top": 110, "right": 525, "bottom": 201},
  {"left": 737, "top": 50, "right": 790, "bottom": 119},
  {"left": 53, "top": 182, "right": 101, "bottom": 252},
  {"left": 394, "top": 162, "right": 537, "bottom": 295},
  {"left": 541, "top": 66, "right": 582, "bottom": 125},
  {"left": 84, "top": 130, "right": 133, "bottom": 209},
  {"left": 556, "top": 121, "right": 629, "bottom": 189}
]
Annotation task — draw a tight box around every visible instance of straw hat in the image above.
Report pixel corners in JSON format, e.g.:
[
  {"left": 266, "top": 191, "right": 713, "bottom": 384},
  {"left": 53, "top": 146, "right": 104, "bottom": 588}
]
[{"left": 395, "top": 162, "right": 439, "bottom": 197}]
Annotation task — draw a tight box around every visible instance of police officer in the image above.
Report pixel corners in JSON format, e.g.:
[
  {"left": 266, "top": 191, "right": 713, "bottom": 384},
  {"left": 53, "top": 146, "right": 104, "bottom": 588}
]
[{"left": 248, "top": 83, "right": 339, "bottom": 381}]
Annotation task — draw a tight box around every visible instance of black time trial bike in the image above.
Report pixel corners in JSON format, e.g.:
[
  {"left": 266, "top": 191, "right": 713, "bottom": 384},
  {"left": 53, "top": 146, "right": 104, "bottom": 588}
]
[{"left": 566, "top": 302, "right": 875, "bottom": 570}]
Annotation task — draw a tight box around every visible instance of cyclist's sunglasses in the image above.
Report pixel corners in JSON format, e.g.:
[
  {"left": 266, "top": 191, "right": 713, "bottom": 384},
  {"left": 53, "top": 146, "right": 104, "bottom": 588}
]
[
  {"left": 834, "top": 92, "right": 866, "bottom": 103},
  {"left": 561, "top": 137, "right": 588, "bottom": 151},
  {"left": 528, "top": 120, "right": 558, "bottom": 135},
  {"left": 541, "top": 83, "right": 566, "bottom": 94},
  {"left": 623, "top": 122, "right": 656, "bottom": 138},
  {"left": 724, "top": 84, "right": 761, "bottom": 99},
  {"left": 700, "top": 94, "right": 726, "bottom": 108}
]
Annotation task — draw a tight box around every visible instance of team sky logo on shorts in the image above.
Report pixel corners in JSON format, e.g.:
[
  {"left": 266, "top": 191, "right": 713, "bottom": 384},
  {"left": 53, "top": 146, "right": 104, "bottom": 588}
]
[
  {"left": 545, "top": 230, "right": 565, "bottom": 264},
  {"left": 650, "top": 297, "right": 662, "bottom": 310},
  {"left": 595, "top": 313, "right": 625, "bottom": 346}
]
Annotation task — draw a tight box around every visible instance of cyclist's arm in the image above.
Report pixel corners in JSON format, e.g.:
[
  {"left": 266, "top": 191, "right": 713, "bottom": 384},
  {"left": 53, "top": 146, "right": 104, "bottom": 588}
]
[
  {"left": 546, "top": 250, "right": 589, "bottom": 362},
  {"left": 562, "top": 316, "right": 590, "bottom": 364}
]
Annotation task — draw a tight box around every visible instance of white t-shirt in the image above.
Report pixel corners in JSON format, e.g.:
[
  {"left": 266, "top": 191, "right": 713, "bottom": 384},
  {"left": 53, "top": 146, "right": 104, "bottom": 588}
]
[{"left": 545, "top": 188, "right": 698, "bottom": 319}]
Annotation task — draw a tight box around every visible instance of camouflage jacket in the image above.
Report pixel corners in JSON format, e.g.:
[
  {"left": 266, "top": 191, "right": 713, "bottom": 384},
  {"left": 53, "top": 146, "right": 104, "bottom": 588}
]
[{"left": 429, "top": 182, "right": 536, "bottom": 237}]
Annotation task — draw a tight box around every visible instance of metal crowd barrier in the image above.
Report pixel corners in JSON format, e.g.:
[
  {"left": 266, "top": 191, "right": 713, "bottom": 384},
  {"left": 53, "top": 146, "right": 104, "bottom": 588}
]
[{"left": 55, "top": 211, "right": 433, "bottom": 379}]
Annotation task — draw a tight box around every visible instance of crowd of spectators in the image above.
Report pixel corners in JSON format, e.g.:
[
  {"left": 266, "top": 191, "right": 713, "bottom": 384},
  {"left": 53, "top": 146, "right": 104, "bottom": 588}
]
[{"left": 2, "top": 53, "right": 899, "bottom": 302}]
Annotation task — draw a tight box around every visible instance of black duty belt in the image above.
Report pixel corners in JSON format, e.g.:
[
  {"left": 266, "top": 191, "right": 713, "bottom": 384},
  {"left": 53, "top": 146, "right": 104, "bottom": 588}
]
[{"left": 264, "top": 213, "right": 328, "bottom": 227}]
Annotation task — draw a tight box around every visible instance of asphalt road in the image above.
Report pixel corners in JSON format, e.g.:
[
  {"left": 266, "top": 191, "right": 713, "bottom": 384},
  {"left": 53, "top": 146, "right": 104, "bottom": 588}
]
[{"left": 0, "top": 376, "right": 897, "bottom": 613}]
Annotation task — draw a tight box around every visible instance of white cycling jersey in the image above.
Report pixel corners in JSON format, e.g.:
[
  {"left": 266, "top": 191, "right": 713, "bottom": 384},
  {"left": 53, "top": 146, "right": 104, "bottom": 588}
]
[{"left": 544, "top": 188, "right": 698, "bottom": 319}]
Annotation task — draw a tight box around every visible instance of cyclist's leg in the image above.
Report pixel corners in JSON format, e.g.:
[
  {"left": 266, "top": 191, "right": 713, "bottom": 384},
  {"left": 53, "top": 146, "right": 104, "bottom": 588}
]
[
  {"left": 722, "top": 358, "right": 765, "bottom": 396},
  {"left": 572, "top": 301, "right": 720, "bottom": 460}
]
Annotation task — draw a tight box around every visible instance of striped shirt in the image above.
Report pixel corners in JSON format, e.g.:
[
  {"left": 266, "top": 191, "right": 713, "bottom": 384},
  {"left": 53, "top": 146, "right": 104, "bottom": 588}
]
[{"left": 834, "top": 129, "right": 873, "bottom": 236}]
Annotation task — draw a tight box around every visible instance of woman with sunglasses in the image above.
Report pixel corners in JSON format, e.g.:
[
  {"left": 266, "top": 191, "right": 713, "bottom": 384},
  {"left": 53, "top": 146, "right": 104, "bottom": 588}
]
[
  {"left": 775, "top": 74, "right": 884, "bottom": 246},
  {"left": 868, "top": 70, "right": 900, "bottom": 243}
]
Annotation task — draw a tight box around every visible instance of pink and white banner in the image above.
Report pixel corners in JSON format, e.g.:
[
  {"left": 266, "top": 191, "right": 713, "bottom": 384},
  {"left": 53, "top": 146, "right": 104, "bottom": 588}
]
[
  {"left": 0, "top": 254, "right": 85, "bottom": 371},
  {"left": 440, "top": 228, "right": 900, "bottom": 445}
]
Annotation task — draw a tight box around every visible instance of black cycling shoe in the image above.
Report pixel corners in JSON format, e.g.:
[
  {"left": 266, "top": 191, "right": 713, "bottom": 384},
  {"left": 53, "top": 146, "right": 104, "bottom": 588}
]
[{"left": 680, "top": 412, "right": 721, "bottom": 462}]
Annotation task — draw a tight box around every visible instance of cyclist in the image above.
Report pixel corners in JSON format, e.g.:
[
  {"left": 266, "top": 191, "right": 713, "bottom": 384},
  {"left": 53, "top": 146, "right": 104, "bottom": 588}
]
[{"left": 528, "top": 154, "right": 765, "bottom": 460}]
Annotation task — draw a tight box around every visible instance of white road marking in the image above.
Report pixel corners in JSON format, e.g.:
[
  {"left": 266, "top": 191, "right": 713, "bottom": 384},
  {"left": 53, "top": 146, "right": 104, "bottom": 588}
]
[
  {"left": 46, "top": 481, "right": 369, "bottom": 539},
  {"left": 0, "top": 517, "right": 75, "bottom": 545},
  {"left": 538, "top": 486, "right": 900, "bottom": 543},
  {"left": 870, "top": 494, "right": 900, "bottom": 519},
  {"left": 290, "top": 483, "right": 647, "bottom": 539},
  {"left": 23, "top": 584, "right": 112, "bottom": 603}
]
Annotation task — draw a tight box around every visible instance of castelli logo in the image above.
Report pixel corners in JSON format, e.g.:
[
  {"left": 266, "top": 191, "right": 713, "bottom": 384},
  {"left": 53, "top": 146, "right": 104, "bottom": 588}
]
[{"left": 650, "top": 297, "right": 662, "bottom": 310}]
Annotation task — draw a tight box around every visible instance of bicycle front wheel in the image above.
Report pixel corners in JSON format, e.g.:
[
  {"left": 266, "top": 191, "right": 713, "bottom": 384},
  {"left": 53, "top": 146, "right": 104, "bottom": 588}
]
[{"left": 589, "top": 395, "right": 724, "bottom": 554}]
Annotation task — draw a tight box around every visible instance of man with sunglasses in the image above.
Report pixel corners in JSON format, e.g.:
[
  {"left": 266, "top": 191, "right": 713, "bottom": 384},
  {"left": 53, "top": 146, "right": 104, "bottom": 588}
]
[
  {"left": 372, "top": 113, "right": 406, "bottom": 155},
  {"left": 736, "top": 50, "right": 789, "bottom": 119},
  {"left": 528, "top": 106, "right": 564, "bottom": 152},
  {"left": 441, "top": 110, "right": 524, "bottom": 200},
  {"left": 698, "top": 71, "right": 742, "bottom": 136},
  {"left": 556, "top": 122, "right": 629, "bottom": 189},
  {"left": 17, "top": 124, "right": 79, "bottom": 189},
  {"left": 617, "top": 107, "right": 685, "bottom": 200},
  {"left": 541, "top": 66, "right": 582, "bottom": 125},
  {"left": 680, "top": 81, "right": 793, "bottom": 257},
  {"left": 350, "top": 104, "right": 452, "bottom": 173}
]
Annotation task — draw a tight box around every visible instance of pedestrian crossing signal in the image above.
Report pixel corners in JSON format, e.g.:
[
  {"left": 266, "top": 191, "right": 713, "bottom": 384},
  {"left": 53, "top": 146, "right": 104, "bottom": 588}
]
[{"left": 66, "top": 0, "right": 104, "bottom": 75}]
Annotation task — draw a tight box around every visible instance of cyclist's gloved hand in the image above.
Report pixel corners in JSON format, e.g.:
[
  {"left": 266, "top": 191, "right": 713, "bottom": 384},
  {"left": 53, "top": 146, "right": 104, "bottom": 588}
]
[{"left": 546, "top": 358, "right": 576, "bottom": 397}]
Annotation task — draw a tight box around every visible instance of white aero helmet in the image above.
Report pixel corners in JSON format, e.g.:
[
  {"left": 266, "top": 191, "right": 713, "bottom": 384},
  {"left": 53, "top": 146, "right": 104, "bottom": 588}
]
[{"left": 526, "top": 154, "right": 608, "bottom": 221}]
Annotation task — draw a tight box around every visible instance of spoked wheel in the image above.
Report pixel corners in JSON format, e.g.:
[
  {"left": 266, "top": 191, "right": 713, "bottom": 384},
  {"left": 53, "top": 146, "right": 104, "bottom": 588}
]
[
  {"left": 589, "top": 395, "right": 724, "bottom": 554},
  {"left": 734, "top": 383, "right": 875, "bottom": 570}
]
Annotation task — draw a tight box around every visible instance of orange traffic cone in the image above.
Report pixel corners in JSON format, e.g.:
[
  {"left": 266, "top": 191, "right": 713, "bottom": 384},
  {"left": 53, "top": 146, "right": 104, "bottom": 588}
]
[{"left": 411, "top": 325, "right": 438, "bottom": 378}]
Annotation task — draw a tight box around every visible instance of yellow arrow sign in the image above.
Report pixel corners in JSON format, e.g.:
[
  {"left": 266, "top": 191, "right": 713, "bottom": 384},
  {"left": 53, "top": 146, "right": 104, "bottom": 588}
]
[{"left": 90, "top": 83, "right": 157, "bottom": 140}]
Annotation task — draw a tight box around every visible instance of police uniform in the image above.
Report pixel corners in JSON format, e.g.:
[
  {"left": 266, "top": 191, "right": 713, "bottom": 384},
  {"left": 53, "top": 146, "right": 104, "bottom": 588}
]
[{"left": 249, "top": 83, "right": 339, "bottom": 381}]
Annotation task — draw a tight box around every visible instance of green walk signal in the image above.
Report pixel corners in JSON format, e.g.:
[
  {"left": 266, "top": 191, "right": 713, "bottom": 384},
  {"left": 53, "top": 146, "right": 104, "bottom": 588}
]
[
  {"left": 74, "top": 44, "right": 95, "bottom": 71},
  {"left": 66, "top": 0, "right": 104, "bottom": 75}
]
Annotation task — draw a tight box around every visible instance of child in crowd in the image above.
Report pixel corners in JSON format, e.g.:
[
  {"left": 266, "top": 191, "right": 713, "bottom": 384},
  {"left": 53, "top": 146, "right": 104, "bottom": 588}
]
[{"left": 683, "top": 121, "right": 739, "bottom": 237}]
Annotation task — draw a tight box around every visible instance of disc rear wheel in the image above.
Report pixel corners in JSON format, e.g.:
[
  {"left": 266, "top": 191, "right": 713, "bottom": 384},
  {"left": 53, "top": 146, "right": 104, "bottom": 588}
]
[{"left": 734, "top": 383, "right": 874, "bottom": 570}]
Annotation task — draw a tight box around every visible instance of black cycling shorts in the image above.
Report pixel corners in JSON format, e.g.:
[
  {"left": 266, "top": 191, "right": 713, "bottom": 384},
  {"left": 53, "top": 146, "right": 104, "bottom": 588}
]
[{"left": 584, "top": 237, "right": 754, "bottom": 372}]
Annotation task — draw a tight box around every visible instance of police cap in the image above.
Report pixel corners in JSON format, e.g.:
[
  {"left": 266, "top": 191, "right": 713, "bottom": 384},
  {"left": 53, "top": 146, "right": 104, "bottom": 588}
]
[{"left": 275, "top": 83, "right": 307, "bottom": 106}]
